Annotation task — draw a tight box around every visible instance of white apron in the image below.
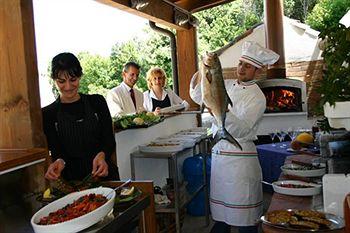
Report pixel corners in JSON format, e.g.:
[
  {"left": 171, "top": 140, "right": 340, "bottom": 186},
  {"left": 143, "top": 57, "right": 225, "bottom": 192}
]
[
  {"left": 190, "top": 78, "right": 266, "bottom": 226},
  {"left": 210, "top": 140, "right": 263, "bottom": 226}
]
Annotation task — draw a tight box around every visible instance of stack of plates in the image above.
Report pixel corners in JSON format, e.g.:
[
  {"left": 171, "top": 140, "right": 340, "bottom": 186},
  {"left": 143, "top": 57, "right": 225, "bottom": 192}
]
[{"left": 139, "top": 143, "right": 184, "bottom": 153}]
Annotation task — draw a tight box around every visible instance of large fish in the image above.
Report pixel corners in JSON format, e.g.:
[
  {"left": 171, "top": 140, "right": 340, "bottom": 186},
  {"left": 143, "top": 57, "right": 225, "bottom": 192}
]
[{"left": 200, "top": 51, "right": 242, "bottom": 150}]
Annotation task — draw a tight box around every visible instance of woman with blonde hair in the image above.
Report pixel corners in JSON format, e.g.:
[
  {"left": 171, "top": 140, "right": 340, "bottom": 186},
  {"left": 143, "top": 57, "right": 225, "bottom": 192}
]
[{"left": 143, "top": 67, "right": 189, "bottom": 113}]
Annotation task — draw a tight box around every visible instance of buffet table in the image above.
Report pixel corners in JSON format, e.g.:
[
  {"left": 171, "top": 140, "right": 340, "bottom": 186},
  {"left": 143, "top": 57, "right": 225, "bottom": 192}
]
[
  {"left": 114, "top": 114, "right": 197, "bottom": 185},
  {"left": 262, "top": 154, "right": 345, "bottom": 233},
  {"left": 257, "top": 142, "right": 319, "bottom": 192},
  {"left": 0, "top": 181, "right": 156, "bottom": 233}
]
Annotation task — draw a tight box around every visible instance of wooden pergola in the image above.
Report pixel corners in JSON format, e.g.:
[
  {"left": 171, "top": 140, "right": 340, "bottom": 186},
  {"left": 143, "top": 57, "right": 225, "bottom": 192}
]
[{"left": 0, "top": 0, "right": 285, "bottom": 191}]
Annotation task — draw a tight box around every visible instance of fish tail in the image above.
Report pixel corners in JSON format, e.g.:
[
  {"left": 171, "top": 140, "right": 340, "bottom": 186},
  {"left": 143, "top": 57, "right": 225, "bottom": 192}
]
[{"left": 213, "top": 128, "right": 243, "bottom": 150}]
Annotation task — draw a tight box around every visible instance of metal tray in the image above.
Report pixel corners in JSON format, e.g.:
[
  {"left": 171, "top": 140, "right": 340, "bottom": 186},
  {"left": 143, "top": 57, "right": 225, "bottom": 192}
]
[{"left": 260, "top": 209, "right": 345, "bottom": 232}]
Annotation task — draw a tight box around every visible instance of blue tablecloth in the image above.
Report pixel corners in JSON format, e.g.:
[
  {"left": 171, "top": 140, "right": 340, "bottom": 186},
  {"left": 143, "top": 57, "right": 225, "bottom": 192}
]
[{"left": 257, "top": 142, "right": 294, "bottom": 192}]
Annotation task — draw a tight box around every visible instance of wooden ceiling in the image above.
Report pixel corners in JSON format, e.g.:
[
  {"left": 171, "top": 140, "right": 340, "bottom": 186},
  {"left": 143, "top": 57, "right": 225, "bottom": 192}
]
[
  {"left": 97, "top": 0, "right": 235, "bottom": 30},
  {"left": 167, "top": 0, "right": 234, "bottom": 13}
]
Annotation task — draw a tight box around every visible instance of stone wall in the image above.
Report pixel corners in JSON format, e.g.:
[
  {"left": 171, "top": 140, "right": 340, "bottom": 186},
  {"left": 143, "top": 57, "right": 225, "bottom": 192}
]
[{"left": 222, "top": 60, "right": 324, "bottom": 116}]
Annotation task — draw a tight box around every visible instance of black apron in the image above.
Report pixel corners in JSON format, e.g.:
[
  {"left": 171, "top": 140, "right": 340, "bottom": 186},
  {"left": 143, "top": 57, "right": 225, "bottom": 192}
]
[
  {"left": 55, "top": 95, "right": 119, "bottom": 181},
  {"left": 151, "top": 91, "right": 171, "bottom": 111}
]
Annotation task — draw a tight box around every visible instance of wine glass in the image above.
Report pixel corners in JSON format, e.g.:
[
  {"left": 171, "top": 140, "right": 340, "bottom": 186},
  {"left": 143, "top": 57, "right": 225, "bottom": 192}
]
[
  {"left": 277, "top": 131, "right": 287, "bottom": 148},
  {"left": 268, "top": 131, "right": 277, "bottom": 147}
]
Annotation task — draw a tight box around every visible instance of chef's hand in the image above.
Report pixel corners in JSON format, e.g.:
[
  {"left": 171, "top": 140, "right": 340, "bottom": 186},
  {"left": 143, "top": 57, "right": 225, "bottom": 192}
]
[
  {"left": 92, "top": 152, "right": 108, "bottom": 177},
  {"left": 45, "top": 158, "right": 65, "bottom": 180},
  {"left": 154, "top": 107, "right": 161, "bottom": 115},
  {"left": 190, "top": 71, "right": 201, "bottom": 89}
]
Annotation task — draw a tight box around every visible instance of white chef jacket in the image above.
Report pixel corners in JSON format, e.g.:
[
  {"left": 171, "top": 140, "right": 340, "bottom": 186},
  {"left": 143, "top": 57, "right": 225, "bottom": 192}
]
[
  {"left": 190, "top": 78, "right": 266, "bottom": 226},
  {"left": 143, "top": 88, "right": 189, "bottom": 112},
  {"left": 106, "top": 82, "right": 144, "bottom": 117}
]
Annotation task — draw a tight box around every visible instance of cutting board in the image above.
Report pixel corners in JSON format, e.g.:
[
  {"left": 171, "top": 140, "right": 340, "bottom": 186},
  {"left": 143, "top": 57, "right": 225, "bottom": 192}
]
[{"left": 323, "top": 174, "right": 350, "bottom": 217}]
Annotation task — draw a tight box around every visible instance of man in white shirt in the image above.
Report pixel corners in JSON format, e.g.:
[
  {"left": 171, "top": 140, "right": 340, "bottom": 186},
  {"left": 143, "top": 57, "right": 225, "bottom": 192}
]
[{"left": 107, "top": 62, "right": 145, "bottom": 117}]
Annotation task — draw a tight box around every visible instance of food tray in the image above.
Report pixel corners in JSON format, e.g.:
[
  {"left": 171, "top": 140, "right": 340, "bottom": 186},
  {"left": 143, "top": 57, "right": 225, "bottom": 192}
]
[
  {"left": 281, "top": 163, "right": 326, "bottom": 177},
  {"left": 159, "top": 103, "right": 185, "bottom": 113},
  {"left": 155, "top": 139, "right": 195, "bottom": 149},
  {"left": 261, "top": 209, "right": 345, "bottom": 231},
  {"left": 272, "top": 180, "right": 322, "bottom": 196},
  {"left": 31, "top": 187, "right": 115, "bottom": 233},
  {"left": 139, "top": 143, "right": 184, "bottom": 153}
]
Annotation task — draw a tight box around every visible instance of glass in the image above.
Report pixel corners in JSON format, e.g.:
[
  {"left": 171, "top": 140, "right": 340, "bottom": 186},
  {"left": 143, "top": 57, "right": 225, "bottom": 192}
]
[
  {"left": 276, "top": 130, "right": 287, "bottom": 148},
  {"left": 269, "top": 131, "right": 277, "bottom": 147},
  {"left": 287, "top": 127, "right": 298, "bottom": 141}
]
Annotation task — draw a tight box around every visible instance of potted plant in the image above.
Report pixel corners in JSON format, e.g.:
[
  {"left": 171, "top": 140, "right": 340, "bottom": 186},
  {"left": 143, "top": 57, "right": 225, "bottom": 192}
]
[{"left": 307, "top": 1, "right": 350, "bottom": 130}]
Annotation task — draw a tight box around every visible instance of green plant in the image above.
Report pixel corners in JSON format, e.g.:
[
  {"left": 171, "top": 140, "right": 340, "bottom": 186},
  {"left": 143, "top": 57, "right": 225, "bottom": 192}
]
[{"left": 306, "top": 0, "right": 350, "bottom": 108}]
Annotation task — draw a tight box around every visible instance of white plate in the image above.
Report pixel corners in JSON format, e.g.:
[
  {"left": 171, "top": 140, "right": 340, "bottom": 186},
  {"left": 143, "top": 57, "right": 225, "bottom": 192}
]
[
  {"left": 155, "top": 139, "right": 195, "bottom": 149},
  {"left": 139, "top": 143, "right": 184, "bottom": 153},
  {"left": 31, "top": 187, "right": 115, "bottom": 233},
  {"left": 272, "top": 180, "right": 322, "bottom": 196},
  {"left": 159, "top": 103, "right": 185, "bottom": 113},
  {"left": 281, "top": 163, "right": 326, "bottom": 177}
]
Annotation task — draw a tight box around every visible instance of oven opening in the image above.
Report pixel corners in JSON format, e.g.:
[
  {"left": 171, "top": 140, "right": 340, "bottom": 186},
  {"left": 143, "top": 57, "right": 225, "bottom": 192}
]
[{"left": 262, "top": 86, "right": 302, "bottom": 113}]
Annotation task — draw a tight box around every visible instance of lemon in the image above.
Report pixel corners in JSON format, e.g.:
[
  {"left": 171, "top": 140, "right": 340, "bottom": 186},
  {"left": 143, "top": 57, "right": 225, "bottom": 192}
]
[
  {"left": 133, "top": 117, "right": 144, "bottom": 125},
  {"left": 121, "top": 186, "right": 135, "bottom": 196},
  {"left": 43, "top": 188, "right": 51, "bottom": 199},
  {"left": 296, "top": 132, "right": 314, "bottom": 144}
]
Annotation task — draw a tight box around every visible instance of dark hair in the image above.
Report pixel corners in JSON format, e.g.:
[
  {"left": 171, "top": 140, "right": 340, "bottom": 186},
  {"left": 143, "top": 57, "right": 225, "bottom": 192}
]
[
  {"left": 51, "top": 52, "right": 83, "bottom": 79},
  {"left": 123, "top": 61, "right": 140, "bottom": 73}
]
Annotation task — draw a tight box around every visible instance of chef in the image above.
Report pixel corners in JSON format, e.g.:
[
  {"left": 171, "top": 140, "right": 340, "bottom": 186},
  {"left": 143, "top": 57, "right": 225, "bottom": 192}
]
[{"left": 190, "top": 41, "right": 279, "bottom": 233}]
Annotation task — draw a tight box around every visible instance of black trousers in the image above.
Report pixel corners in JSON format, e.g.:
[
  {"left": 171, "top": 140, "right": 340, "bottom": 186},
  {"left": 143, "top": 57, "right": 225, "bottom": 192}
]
[{"left": 210, "top": 221, "right": 258, "bottom": 233}]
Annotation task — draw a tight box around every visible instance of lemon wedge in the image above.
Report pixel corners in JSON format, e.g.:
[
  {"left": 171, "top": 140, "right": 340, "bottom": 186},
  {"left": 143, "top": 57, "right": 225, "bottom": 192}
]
[
  {"left": 121, "top": 186, "right": 135, "bottom": 196},
  {"left": 43, "top": 188, "right": 51, "bottom": 199}
]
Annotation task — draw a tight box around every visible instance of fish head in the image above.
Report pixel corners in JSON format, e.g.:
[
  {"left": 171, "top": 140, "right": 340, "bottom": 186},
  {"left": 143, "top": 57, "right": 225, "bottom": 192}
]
[{"left": 202, "top": 51, "right": 219, "bottom": 68}]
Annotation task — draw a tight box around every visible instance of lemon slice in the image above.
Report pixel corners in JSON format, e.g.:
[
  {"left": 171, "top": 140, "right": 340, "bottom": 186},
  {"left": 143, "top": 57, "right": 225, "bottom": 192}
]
[
  {"left": 43, "top": 188, "right": 51, "bottom": 199},
  {"left": 121, "top": 186, "right": 135, "bottom": 196}
]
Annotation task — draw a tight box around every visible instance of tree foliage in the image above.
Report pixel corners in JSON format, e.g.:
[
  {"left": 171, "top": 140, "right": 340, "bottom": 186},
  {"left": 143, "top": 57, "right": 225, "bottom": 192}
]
[
  {"left": 77, "top": 52, "right": 117, "bottom": 96},
  {"left": 305, "top": 0, "right": 350, "bottom": 108}
]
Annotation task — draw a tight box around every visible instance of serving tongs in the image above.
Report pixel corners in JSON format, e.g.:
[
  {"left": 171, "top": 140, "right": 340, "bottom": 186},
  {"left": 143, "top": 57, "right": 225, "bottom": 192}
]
[{"left": 106, "top": 179, "right": 132, "bottom": 198}]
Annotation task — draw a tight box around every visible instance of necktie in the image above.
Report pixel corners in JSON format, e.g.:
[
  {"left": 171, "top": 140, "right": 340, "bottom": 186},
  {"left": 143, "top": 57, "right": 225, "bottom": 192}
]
[{"left": 130, "top": 89, "right": 136, "bottom": 109}]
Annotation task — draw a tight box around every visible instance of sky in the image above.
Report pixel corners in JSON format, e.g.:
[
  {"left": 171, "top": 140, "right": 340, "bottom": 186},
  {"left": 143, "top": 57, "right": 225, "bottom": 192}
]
[
  {"left": 32, "top": 0, "right": 148, "bottom": 106},
  {"left": 33, "top": 0, "right": 148, "bottom": 75}
]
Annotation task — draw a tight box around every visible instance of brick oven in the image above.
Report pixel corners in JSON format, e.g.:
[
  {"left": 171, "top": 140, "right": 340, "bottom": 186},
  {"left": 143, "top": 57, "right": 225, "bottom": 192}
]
[{"left": 256, "top": 78, "right": 307, "bottom": 113}]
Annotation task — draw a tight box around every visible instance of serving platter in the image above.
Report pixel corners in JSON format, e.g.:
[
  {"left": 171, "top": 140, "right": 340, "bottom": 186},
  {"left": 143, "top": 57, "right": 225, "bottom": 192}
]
[
  {"left": 281, "top": 163, "right": 326, "bottom": 177},
  {"left": 272, "top": 180, "right": 322, "bottom": 196},
  {"left": 261, "top": 209, "right": 345, "bottom": 231},
  {"left": 139, "top": 143, "right": 184, "bottom": 153},
  {"left": 31, "top": 187, "right": 115, "bottom": 233},
  {"left": 159, "top": 103, "right": 185, "bottom": 113},
  {"left": 155, "top": 139, "right": 195, "bottom": 149}
]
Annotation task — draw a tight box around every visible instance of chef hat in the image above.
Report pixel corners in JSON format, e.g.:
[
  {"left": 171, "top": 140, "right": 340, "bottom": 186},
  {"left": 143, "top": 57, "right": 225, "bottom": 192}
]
[{"left": 240, "top": 41, "right": 280, "bottom": 68}]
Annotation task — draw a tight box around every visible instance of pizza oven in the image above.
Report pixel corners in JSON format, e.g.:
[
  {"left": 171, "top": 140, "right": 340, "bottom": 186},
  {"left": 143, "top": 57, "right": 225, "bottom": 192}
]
[{"left": 256, "top": 78, "right": 307, "bottom": 114}]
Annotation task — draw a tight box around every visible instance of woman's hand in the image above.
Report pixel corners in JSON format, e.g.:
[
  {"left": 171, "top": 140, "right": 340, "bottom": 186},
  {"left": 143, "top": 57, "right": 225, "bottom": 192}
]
[
  {"left": 154, "top": 107, "right": 161, "bottom": 115},
  {"left": 45, "top": 159, "right": 65, "bottom": 180},
  {"left": 92, "top": 152, "right": 109, "bottom": 177}
]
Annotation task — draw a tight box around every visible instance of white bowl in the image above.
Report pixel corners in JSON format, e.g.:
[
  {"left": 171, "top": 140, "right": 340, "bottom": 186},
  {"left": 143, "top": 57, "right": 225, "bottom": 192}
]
[
  {"left": 272, "top": 180, "right": 322, "bottom": 196},
  {"left": 31, "top": 187, "right": 115, "bottom": 233},
  {"left": 281, "top": 163, "right": 326, "bottom": 177}
]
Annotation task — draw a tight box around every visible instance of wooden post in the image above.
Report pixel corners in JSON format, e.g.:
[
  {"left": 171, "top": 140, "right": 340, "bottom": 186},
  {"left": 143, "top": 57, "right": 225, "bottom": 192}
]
[
  {"left": 264, "top": 0, "right": 286, "bottom": 79},
  {"left": 0, "top": 0, "right": 45, "bottom": 148},
  {"left": 0, "top": 0, "right": 46, "bottom": 199},
  {"left": 176, "top": 27, "right": 199, "bottom": 109}
]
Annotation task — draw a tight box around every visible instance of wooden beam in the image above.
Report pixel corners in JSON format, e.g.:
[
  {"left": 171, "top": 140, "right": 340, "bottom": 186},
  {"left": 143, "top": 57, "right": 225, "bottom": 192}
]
[
  {"left": 264, "top": 0, "right": 286, "bottom": 79},
  {"left": 175, "top": 0, "right": 235, "bottom": 13},
  {"left": 176, "top": 27, "right": 199, "bottom": 109},
  {"left": 0, "top": 0, "right": 45, "bottom": 148},
  {"left": 96, "top": 0, "right": 190, "bottom": 30}
]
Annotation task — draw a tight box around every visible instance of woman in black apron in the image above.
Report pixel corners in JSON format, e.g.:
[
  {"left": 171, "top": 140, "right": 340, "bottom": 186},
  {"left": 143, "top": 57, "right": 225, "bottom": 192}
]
[
  {"left": 143, "top": 67, "right": 189, "bottom": 113},
  {"left": 42, "top": 52, "right": 119, "bottom": 181}
]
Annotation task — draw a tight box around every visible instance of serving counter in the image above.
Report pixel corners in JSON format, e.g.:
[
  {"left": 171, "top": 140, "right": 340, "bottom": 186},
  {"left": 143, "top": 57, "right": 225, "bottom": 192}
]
[
  {"left": 114, "top": 114, "right": 197, "bottom": 186},
  {"left": 262, "top": 154, "right": 346, "bottom": 233}
]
